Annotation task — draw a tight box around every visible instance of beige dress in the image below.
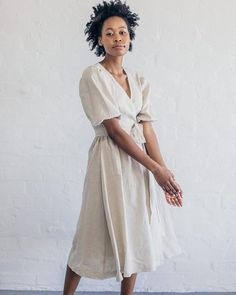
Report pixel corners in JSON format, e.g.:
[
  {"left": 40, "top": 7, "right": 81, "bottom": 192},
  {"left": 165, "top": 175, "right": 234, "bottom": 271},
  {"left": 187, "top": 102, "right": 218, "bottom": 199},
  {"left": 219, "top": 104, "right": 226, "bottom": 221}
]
[{"left": 67, "top": 62, "right": 184, "bottom": 282}]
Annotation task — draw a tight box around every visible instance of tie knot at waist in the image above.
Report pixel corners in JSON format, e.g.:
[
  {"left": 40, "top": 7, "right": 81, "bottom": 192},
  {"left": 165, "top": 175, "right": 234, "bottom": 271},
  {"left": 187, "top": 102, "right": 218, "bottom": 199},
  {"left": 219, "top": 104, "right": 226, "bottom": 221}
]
[{"left": 129, "top": 122, "right": 146, "bottom": 144}]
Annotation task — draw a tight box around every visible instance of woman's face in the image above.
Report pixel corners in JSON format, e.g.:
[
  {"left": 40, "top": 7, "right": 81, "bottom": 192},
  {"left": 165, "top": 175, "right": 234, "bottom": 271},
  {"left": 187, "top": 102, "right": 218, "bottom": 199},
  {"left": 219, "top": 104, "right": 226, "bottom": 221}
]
[{"left": 98, "top": 16, "right": 131, "bottom": 57}]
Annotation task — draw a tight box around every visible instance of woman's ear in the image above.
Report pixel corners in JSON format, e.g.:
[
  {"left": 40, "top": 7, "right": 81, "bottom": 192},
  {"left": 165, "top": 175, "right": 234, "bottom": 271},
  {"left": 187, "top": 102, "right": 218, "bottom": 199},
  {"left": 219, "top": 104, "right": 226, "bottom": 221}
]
[{"left": 98, "top": 37, "right": 102, "bottom": 46}]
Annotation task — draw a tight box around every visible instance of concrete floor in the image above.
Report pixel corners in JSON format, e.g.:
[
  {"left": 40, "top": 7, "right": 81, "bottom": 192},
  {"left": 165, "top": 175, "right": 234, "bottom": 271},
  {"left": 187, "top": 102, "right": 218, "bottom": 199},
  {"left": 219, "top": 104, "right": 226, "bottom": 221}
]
[{"left": 0, "top": 292, "right": 235, "bottom": 295}]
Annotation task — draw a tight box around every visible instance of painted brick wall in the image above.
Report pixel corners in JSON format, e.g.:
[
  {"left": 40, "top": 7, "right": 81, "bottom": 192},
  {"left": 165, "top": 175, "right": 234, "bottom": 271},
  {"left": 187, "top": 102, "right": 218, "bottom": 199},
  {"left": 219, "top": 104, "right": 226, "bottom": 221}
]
[{"left": 0, "top": 0, "right": 235, "bottom": 292}]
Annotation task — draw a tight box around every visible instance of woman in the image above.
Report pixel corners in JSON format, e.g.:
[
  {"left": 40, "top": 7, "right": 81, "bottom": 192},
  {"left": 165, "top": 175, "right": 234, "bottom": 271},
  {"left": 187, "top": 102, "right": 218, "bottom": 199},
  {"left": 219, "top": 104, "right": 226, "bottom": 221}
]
[{"left": 63, "top": 1, "right": 184, "bottom": 294}]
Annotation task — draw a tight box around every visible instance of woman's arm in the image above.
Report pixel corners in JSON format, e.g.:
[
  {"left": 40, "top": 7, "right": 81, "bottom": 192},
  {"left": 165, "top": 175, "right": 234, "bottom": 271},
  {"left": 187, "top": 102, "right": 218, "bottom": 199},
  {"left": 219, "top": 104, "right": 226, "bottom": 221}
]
[
  {"left": 102, "top": 117, "right": 181, "bottom": 196},
  {"left": 141, "top": 121, "right": 183, "bottom": 205},
  {"left": 141, "top": 121, "right": 167, "bottom": 168}
]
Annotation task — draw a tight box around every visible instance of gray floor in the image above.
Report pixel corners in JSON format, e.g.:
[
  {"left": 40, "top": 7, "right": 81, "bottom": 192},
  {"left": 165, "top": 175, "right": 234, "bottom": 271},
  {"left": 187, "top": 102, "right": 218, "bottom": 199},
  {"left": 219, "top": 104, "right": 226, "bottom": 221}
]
[{"left": 0, "top": 292, "right": 236, "bottom": 295}]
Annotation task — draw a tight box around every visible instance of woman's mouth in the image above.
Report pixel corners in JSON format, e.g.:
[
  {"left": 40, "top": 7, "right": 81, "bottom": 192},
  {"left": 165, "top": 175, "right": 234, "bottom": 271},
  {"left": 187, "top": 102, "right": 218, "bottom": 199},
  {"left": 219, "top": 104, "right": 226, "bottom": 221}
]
[
  {"left": 113, "top": 45, "right": 125, "bottom": 49},
  {"left": 113, "top": 46, "right": 125, "bottom": 50}
]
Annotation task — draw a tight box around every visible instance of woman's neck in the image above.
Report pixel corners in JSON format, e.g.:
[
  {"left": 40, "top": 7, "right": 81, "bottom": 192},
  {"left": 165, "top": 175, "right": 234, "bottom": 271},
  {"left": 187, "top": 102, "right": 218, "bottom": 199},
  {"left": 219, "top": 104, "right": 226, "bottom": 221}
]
[{"left": 99, "top": 56, "right": 124, "bottom": 75}]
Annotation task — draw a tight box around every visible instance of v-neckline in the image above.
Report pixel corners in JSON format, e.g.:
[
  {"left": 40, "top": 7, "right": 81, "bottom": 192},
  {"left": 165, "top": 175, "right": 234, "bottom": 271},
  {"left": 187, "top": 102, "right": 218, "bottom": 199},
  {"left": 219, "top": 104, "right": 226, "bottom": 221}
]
[{"left": 97, "top": 62, "right": 133, "bottom": 100}]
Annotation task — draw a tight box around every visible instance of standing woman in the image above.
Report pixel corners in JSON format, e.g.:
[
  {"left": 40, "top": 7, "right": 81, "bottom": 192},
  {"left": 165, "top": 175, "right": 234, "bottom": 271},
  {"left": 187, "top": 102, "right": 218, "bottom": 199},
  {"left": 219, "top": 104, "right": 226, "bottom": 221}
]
[{"left": 63, "top": 0, "right": 184, "bottom": 294}]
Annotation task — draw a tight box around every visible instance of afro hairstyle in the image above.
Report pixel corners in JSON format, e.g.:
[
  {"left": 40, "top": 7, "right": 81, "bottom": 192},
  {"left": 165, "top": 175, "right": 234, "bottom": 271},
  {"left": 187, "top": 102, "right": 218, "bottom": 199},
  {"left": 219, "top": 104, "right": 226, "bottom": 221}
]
[{"left": 84, "top": 0, "right": 140, "bottom": 56}]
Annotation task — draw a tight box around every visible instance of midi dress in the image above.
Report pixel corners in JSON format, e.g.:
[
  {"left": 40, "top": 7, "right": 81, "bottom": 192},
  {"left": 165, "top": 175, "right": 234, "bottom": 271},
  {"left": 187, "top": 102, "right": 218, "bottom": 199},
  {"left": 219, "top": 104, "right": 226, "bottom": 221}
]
[{"left": 67, "top": 62, "right": 184, "bottom": 282}]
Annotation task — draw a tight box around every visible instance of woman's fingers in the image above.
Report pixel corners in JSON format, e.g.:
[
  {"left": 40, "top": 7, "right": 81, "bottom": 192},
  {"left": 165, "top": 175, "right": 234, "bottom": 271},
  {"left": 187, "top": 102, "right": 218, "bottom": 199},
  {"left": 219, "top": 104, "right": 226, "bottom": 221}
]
[
  {"left": 170, "top": 178, "right": 182, "bottom": 193},
  {"left": 163, "top": 180, "right": 180, "bottom": 196},
  {"left": 174, "top": 195, "right": 182, "bottom": 206},
  {"left": 163, "top": 185, "right": 172, "bottom": 194},
  {"left": 166, "top": 195, "right": 177, "bottom": 206},
  {"left": 165, "top": 194, "right": 172, "bottom": 205},
  {"left": 165, "top": 192, "right": 183, "bottom": 207}
]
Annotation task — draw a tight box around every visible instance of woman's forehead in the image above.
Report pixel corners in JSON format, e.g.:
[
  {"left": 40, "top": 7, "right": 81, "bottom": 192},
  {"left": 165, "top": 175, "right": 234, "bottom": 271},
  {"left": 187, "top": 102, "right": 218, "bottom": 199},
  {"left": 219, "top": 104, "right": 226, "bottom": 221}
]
[{"left": 102, "top": 16, "right": 128, "bottom": 30}]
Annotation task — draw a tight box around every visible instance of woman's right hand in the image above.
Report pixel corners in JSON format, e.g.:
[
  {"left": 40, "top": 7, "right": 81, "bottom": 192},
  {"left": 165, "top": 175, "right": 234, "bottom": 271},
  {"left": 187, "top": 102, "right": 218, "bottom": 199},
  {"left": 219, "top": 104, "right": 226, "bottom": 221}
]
[
  {"left": 152, "top": 165, "right": 182, "bottom": 196},
  {"left": 164, "top": 191, "right": 183, "bottom": 207}
]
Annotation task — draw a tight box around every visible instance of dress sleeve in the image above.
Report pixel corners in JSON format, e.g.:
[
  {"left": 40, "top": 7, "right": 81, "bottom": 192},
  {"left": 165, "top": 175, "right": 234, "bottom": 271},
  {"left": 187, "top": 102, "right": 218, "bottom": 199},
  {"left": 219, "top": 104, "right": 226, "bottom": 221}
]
[
  {"left": 136, "top": 73, "right": 158, "bottom": 123},
  {"left": 79, "top": 66, "right": 121, "bottom": 127}
]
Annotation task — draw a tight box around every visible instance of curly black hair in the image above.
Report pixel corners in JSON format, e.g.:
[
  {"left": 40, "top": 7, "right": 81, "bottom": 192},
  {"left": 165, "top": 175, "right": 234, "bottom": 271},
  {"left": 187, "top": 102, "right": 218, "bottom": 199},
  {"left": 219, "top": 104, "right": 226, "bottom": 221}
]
[{"left": 84, "top": 0, "right": 140, "bottom": 57}]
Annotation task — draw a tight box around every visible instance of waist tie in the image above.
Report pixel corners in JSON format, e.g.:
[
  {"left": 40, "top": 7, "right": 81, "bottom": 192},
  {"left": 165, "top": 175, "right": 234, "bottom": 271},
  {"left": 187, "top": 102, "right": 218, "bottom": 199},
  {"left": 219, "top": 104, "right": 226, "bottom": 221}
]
[{"left": 129, "top": 122, "right": 146, "bottom": 144}]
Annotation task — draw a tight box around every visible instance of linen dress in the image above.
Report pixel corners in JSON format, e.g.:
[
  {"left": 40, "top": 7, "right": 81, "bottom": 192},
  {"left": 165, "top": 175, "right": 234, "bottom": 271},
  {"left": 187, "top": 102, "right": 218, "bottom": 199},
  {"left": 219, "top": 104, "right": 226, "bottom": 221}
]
[{"left": 67, "top": 62, "right": 184, "bottom": 282}]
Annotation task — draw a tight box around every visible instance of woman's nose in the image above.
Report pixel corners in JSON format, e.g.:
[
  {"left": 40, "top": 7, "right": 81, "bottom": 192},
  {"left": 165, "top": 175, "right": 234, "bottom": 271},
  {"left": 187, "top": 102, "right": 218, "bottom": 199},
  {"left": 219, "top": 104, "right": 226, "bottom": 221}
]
[{"left": 114, "top": 34, "right": 122, "bottom": 42}]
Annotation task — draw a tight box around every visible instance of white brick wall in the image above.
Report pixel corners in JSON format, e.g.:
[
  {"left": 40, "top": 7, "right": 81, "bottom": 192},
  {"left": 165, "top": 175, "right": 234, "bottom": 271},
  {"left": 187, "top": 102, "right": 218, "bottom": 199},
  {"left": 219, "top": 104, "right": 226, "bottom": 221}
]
[{"left": 0, "top": 0, "right": 235, "bottom": 292}]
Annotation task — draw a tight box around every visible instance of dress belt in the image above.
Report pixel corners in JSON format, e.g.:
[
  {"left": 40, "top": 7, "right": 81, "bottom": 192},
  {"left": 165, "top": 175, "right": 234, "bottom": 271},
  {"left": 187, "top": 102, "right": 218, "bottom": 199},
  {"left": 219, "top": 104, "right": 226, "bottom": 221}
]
[{"left": 94, "top": 121, "right": 146, "bottom": 144}]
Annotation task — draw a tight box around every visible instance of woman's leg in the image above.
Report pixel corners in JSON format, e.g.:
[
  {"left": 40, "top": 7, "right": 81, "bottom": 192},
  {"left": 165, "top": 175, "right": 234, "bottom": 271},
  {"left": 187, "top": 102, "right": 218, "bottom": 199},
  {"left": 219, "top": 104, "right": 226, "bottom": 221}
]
[
  {"left": 120, "top": 272, "right": 137, "bottom": 295},
  {"left": 63, "top": 264, "right": 81, "bottom": 295}
]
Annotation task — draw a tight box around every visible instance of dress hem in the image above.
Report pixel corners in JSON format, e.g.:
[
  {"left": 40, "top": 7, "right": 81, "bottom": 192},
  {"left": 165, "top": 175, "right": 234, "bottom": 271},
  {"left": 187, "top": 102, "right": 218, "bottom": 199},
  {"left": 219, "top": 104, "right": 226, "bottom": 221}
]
[{"left": 67, "top": 247, "right": 184, "bottom": 282}]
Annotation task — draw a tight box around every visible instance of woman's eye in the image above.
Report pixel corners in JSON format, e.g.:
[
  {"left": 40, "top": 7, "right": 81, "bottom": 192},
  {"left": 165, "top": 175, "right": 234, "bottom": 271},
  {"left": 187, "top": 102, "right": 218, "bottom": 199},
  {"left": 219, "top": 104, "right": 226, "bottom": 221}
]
[{"left": 106, "top": 31, "right": 127, "bottom": 36}]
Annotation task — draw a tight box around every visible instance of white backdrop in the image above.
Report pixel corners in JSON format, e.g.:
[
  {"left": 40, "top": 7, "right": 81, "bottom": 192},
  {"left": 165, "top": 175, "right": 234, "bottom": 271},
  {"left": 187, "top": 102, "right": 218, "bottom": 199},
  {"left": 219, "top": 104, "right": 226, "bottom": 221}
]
[{"left": 0, "top": 0, "right": 236, "bottom": 292}]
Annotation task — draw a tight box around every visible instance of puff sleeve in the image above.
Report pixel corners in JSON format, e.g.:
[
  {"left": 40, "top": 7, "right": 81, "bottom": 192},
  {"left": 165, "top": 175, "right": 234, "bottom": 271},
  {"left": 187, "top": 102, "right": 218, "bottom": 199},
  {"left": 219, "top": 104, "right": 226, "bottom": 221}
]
[
  {"left": 136, "top": 73, "right": 158, "bottom": 123},
  {"left": 79, "top": 66, "right": 121, "bottom": 127}
]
